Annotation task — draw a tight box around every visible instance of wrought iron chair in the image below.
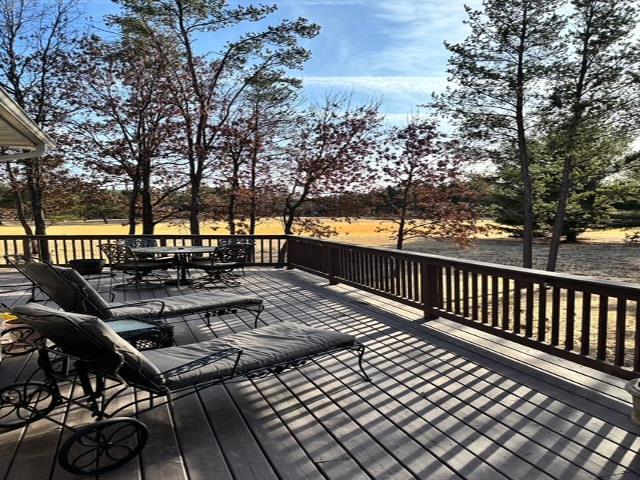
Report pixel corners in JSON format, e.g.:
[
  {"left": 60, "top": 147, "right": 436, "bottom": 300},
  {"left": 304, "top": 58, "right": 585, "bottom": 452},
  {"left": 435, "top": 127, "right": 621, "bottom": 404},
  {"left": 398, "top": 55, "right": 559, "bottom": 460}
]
[
  {"left": 1, "top": 304, "right": 369, "bottom": 476},
  {"left": 122, "top": 238, "right": 173, "bottom": 262},
  {"left": 99, "top": 242, "right": 172, "bottom": 289},
  {"left": 217, "top": 237, "right": 255, "bottom": 275},
  {"left": 187, "top": 244, "right": 251, "bottom": 288}
]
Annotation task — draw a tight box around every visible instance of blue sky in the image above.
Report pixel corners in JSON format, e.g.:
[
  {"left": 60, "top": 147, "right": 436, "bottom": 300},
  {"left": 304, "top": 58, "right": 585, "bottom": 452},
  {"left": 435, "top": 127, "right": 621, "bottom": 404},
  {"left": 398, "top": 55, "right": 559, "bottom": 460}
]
[{"left": 85, "top": 0, "right": 481, "bottom": 124}]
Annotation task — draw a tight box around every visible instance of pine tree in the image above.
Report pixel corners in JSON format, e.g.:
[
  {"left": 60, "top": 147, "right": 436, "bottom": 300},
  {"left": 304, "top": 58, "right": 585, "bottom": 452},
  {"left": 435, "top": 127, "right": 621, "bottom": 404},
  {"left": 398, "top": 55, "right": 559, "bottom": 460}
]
[
  {"left": 545, "top": 0, "right": 640, "bottom": 271},
  {"left": 434, "top": 0, "right": 565, "bottom": 268}
]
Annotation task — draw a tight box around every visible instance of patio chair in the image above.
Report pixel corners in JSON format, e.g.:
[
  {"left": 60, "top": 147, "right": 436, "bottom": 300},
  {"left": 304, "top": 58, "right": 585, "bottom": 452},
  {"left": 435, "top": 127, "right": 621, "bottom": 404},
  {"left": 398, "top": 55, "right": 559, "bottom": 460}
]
[
  {"left": 99, "top": 242, "right": 172, "bottom": 289},
  {"left": 187, "top": 244, "right": 251, "bottom": 288},
  {"left": 122, "top": 238, "right": 173, "bottom": 262},
  {"left": 217, "top": 237, "right": 255, "bottom": 274},
  {"left": 2, "top": 304, "right": 368, "bottom": 475},
  {"left": 6, "top": 255, "right": 265, "bottom": 328}
]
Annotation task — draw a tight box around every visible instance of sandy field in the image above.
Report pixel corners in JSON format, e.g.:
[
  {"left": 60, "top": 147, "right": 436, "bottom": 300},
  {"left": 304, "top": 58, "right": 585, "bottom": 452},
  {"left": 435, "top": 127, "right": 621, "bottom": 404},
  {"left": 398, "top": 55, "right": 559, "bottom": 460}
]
[{"left": 0, "top": 218, "right": 638, "bottom": 283}]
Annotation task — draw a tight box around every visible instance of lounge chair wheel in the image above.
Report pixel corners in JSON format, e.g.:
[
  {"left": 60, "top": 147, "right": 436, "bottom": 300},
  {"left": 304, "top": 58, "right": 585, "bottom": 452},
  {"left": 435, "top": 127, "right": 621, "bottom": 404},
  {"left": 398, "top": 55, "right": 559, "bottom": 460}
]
[
  {"left": 59, "top": 417, "right": 148, "bottom": 475},
  {"left": 1, "top": 326, "right": 44, "bottom": 356},
  {"left": 0, "top": 381, "right": 59, "bottom": 428}
]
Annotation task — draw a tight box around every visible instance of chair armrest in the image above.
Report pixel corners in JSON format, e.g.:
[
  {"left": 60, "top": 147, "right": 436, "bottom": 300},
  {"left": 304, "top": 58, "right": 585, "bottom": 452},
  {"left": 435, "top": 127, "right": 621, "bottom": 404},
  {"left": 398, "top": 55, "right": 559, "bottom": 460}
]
[
  {"left": 104, "top": 300, "right": 166, "bottom": 319},
  {"left": 0, "top": 283, "right": 36, "bottom": 294},
  {"left": 159, "top": 348, "right": 242, "bottom": 377},
  {"left": 96, "top": 290, "right": 116, "bottom": 302}
]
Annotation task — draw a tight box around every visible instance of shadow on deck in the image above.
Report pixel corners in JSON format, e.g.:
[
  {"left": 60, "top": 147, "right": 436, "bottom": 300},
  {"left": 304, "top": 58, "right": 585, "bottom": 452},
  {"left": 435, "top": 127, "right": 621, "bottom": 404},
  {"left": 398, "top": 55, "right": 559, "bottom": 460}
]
[{"left": 1, "top": 267, "right": 639, "bottom": 480}]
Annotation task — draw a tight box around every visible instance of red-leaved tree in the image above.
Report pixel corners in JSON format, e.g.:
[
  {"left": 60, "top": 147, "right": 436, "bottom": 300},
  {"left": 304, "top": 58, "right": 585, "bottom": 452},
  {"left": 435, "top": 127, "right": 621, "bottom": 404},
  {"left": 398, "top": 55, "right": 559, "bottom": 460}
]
[
  {"left": 279, "top": 96, "right": 382, "bottom": 236},
  {"left": 377, "top": 119, "right": 483, "bottom": 249}
]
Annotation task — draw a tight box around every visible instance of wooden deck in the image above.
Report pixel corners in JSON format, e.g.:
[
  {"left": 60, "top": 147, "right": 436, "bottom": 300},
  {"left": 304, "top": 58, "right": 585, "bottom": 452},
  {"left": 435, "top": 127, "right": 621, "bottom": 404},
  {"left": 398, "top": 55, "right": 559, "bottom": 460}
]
[{"left": 1, "top": 267, "right": 640, "bottom": 480}]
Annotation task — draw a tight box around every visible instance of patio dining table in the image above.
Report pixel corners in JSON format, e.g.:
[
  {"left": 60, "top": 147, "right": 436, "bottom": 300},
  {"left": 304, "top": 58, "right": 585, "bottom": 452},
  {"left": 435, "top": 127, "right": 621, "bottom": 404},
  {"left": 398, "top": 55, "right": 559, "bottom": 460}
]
[{"left": 131, "top": 245, "right": 219, "bottom": 286}]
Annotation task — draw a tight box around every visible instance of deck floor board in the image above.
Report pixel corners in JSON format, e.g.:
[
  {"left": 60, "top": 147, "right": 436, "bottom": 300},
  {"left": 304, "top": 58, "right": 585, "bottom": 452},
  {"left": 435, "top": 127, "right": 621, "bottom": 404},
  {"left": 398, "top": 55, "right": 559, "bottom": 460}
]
[{"left": 1, "top": 268, "right": 640, "bottom": 480}]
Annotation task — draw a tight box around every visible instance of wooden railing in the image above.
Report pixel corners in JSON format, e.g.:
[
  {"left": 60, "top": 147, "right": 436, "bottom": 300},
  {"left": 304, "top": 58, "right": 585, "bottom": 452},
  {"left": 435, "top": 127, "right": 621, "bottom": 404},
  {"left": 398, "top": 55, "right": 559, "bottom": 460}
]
[
  {"left": 0, "top": 235, "right": 287, "bottom": 267},
  {"left": 288, "top": 236, "right": 640, "bottom": 379},
  {"left": 3, "top": 232, "right": 639, "bottom": 378}
]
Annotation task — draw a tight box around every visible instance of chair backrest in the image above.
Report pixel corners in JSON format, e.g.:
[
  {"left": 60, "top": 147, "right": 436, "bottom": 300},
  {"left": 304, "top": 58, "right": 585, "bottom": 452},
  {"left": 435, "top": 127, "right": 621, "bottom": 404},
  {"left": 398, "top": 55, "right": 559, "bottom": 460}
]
[
  {"left": 8, "top": 256, "right": 113, "bottom": 318},
  {"left": 123, "top": 238, "right": 159, "bottom": 249},
  {"left": 215, "top": 244, "right": 251, "bottom": 263},
  {"left": 100, "top": 243, "right": 135, "bottom": 265},
  {"left": 218, "top": 238, "right": 254, "bottom": 259},
  {"left": 12, "top": 303, "right": 162, "bottom": 389},
  {"left": 218, "top": 238, "right": 255, "bottom": 247}
]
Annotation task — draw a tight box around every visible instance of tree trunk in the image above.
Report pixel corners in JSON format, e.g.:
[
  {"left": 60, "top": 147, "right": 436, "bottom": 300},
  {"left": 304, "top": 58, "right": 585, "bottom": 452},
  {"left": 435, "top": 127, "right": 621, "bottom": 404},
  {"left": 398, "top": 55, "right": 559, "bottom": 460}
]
[
  {"left": 5, "top": 163, "right": 33, "bottom": 236},
  {"left": 395, "top": 169, "right": 413, "bottom": 251},
  {"left": 13, "top": 192, "right": 33, "bottom": 236},
  {"left": 565, "top": 229, "right": 578, "bottom": 243},
  {"left": 228, "top": 189, "right": 236, "bottom": 235},
  {"left": 520, "top": 153, "right": 535, "bottom": 269},
  {"left": 227, "top": 162, "right": 240, "bottom": 235},
  {"left": 546, "top": 155, "right": 573, "bottom": 270},
  {"left": 515, "top": 6, "right": 534, "bottom": 269},
  {"left": 141, "top": 160, "right": 154, "bottom": 234},
  {"left": 25, "top": 159, "right": 49, "bottom": 261},
  {"left": 283, "top": 207, "right": 295, "bottom": 235},
  {"left": 248, "top": 128, "right": 259, "bottom": 235},
  {"left": 189, "top": 174, "right": 201, "bottom": 236},
  {"left": 127, "top": 182, "right": 139, "bottom": 235},
  {"left": 545, "top": 5, "right": 592, "bottom": 271},
  {"left": 26, "top": 160, "right": 46, "bottom": 235},
  {"left": 141, "top": 190, "right": 154, "bottom": 234}
]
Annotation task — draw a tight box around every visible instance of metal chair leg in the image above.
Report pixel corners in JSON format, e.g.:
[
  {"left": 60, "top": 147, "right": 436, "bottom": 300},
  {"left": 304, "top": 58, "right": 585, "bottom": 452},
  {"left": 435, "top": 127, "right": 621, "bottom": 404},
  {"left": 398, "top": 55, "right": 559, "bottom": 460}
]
[{"left": 353, "top": 344, "right": 370, "bottom": 382}]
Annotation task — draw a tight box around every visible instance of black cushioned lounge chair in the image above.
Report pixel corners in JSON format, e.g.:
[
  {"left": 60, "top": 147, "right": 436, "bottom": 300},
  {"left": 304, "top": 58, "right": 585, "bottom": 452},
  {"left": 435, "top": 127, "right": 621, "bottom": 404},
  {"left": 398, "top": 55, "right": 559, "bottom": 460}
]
[
  {"left": 6, "top": 256, "right": 265, "bottom": 327},
  {"left": 1, "top": 304, "right": 369, "bottom": 475}
]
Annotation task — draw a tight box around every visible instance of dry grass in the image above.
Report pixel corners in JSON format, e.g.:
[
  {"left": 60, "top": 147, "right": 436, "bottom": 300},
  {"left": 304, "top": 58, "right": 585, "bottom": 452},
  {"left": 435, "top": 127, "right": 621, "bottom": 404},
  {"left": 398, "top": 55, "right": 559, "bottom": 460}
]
[
  {"left": 1, "top": 217, "right": 638, "bottom": 282},
  {"left": 0, "top": 217, "right": 631, "bottom": 240}
]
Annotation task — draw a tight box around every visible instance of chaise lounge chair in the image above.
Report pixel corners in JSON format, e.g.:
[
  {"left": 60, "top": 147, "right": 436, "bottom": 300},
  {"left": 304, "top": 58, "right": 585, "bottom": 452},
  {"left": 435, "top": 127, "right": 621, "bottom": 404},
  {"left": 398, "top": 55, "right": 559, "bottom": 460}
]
[
  {"left": 6, "top": 256, "right": 265, "bottom": 327},
  {"left": 2, "top": 303, "right": 369, "bottom": 475}
]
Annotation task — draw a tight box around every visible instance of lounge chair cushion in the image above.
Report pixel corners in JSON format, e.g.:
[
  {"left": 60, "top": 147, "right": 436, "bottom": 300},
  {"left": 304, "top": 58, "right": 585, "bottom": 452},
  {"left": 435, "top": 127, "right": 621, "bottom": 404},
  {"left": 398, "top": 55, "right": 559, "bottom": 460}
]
[
  {"left": 107, "top": 291, "right": 263, "bottom": 320},
  {"left": 143, "top": 322, "right": 356, "bottom": 389},
  {"left": 12, "top": 304, "right": 162, "bottom": 388},
  {"left": 22, "top": 262, "right": 111, "bottom": 317}
]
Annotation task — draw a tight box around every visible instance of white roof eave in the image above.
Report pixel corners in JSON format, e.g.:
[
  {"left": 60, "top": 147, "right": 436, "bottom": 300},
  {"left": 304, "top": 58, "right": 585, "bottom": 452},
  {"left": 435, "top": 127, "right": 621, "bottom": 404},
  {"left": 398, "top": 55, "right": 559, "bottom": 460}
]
[{"left": 0, "top": 86, "right": 55, "bottom": 161}]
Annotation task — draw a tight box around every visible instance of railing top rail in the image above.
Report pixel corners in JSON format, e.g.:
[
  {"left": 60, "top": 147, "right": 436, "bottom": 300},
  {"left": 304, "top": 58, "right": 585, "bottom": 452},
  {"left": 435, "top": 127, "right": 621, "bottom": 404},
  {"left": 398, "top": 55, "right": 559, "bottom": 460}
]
[{"left": 288, "top": 235, "right": 640, "bottom": 296}]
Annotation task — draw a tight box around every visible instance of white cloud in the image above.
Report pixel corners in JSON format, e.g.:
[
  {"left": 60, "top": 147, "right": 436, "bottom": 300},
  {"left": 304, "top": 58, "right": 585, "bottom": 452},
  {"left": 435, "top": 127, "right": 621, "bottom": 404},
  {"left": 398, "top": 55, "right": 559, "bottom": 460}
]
[
  {"left": 302, "top": 75, "right": 448, "bottom": 96},
  {"left": 367, "top": 0, "right": 482, "bottom": 75},
  {"left": 278, "top": 0, "right": 364, "bottom": 4},
  {"left": 382, "top": 112, "right": 433, "bottom": 124}
]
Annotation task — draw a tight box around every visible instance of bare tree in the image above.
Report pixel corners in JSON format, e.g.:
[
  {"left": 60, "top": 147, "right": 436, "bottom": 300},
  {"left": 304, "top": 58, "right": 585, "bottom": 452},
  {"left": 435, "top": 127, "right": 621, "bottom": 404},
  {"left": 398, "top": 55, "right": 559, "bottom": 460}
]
[
  {"left": 377, "top": 119, "right": 483, "bottom": 250},
  {"left": 279, "top": 97, "right": 382, "bottom": 237},
  {"left": 71, "top": 34, "right": 186, "bottom": 234},
  {"left": 110, "top": 0, "right": 319, "bottom": 235},
  {"left": 0, "top": 0, "right": 83, "bottom": 236}
]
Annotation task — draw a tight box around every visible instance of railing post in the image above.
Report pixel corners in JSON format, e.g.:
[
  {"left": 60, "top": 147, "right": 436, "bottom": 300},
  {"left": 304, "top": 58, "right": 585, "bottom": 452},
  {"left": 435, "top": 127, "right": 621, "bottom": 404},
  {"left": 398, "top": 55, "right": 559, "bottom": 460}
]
[
  {"left": 284, "top": 237, "right": 294, "bottom": 269},
  {"left": 22, "top": 238, "right": 32, "bottom": 260},
  {"left": 38, "top": 237, "right": 50, "bottom": 262},
  {"left": 329, "top": 246, "right": 340, "bottom": 285},
  {"left": 422, "top": 262, "right": 441, "bottom": 320}
]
